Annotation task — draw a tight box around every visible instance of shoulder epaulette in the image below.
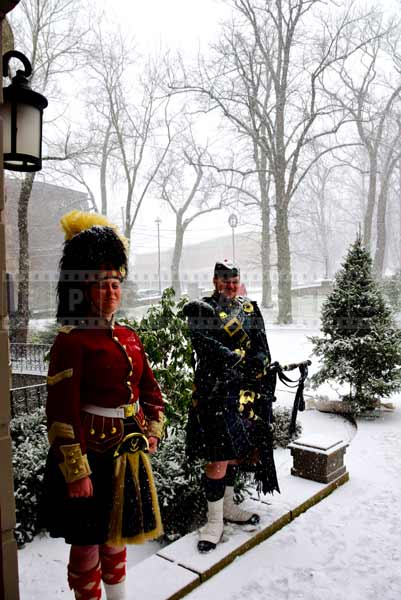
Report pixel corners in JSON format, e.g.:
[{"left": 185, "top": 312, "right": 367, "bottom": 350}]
[
  {"left": 238, "top": 295, "right": 253, "bottom": 303},
  {"left": 58, "top": 325, "right": 76, "bottom": 334},
  {"left": 237, "top": 296, "right": 256, "bottom": 313}
]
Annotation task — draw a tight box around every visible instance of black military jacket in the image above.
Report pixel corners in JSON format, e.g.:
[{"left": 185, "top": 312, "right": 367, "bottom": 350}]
[{"left": 184, "top": 292, "right": 272, "bottom": 412}]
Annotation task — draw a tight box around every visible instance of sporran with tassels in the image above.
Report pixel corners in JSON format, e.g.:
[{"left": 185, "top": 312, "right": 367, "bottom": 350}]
[{"left": 108, "top": 433, "right": 163, "bottom": 546}]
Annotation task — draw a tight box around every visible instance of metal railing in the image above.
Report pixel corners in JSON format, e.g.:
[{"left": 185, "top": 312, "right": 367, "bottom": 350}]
[
  {"left": 10, "top": 383, "right": 47, "bottom": 418},
  {"left": 10, "top": 343, "right": 51, "bottom": 375}
]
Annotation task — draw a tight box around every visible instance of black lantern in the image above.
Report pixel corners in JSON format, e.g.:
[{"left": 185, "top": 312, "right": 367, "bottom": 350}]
[{"left": 1, "top": 50, "right": 48, "bottom": 172}]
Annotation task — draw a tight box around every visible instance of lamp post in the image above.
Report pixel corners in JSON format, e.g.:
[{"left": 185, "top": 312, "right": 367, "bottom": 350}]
[
  {"left": 0, "top": 13, "right": 24, "bottom": 600},
  {"left": 0, "top": 28, "right": 47, "bottom": 599},
  {"left": 1, "top": 50, "right": 48, "bottom": 172},
  {"left": 228, "top": 213, "right": 238, "bottom": 263},
  {"left": 155, "top": 217, "right": 161, "bottom": 294}
]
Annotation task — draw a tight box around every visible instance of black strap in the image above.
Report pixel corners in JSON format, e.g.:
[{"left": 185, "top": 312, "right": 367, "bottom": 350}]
[
  {"left": 271, "top": 362, "right": 308, "bottom": 435},
  {"left": 288, "top": 364, "right": 309, "bottom": 436},
  {"left": 207, "top": 297, "right": 251, "bottom": 349}
]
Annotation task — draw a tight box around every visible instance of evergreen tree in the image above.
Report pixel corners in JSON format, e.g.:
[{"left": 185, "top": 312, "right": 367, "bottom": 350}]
[
  {"left": 122, "top": 288, "right": 194, "bottom": 427},
  {"left": 310, "top": 237, "right": 401, "bottom": 412}
]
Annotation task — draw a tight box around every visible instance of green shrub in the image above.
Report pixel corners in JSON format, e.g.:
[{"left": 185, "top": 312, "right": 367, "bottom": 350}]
[
  {"left": 272, "top": 406, "right": 302, "bottom": 448},
  {"left": 151, "top": 428, "right": 206, "bottom": 541},
  {"left": 123, "top": 288, "right": 194, "bottom": 426},
  {"left": 11, "top": 408, "right": 48, "bottom": 547}
]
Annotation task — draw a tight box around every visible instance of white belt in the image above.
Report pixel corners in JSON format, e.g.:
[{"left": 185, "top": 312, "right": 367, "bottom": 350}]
[{"left": 81, "top": 401, "right": 140, "bottom": 419}]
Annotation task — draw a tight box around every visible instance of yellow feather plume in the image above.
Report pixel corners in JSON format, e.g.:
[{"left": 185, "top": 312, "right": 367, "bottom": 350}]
[
  {"left": 60, "top": 210, "right": 121, "bottom": 240},
  {"left": 60, "top": 210, "right": 129, "bottom": 256}
]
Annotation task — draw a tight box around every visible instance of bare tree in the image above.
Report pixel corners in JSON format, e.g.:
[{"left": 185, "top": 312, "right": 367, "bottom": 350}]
[
  {"left": 82, "top": 28, "right": 181, "bottom": 243},
  {"left": 157, "top": 133, "right": 228, "bottom": 296},
  {"left": 171, "top": 0, "right": 372, "bottom": 323},
  {"left": 295, "top": 160, "right": 337, "bottom": 278},
  {"left": 373, "top": 117, "right": 401, "bottom": 276},
  {"left": 291, "top": 145, "right": 362, "bottom": 280},
  {"left": 219, "top": 160, "right": 274, "bottom": 307},
  {"left": 322, "top": 10, "right": 401, "bottom": 265},
  {"left": 210, "top": 26, "right": 276, "bottom": 308},
  {"left": 61, "top": 25, "right": 129, "bottom": 216}
]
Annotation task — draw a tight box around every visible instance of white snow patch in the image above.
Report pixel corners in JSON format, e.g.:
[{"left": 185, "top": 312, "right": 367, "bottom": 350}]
[{"left": 18, "top": 326, "right": 401, "bottom": 599}]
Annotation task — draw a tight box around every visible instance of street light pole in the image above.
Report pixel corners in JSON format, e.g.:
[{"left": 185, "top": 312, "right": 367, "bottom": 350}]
[
  {"left": 228, "top": 213, "right": 238, "bottom": 263},
  {"left": 155, "top": 217, "right": 161, "bottom": 294}
]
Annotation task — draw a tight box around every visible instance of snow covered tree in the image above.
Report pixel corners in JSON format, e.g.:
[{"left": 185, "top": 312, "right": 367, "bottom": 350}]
[{"left": 310, "top": 237, "right": 401, "bottom": 412}]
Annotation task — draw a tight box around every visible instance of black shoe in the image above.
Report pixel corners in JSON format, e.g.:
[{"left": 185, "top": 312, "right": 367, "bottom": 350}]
[
  {"left": 197, "top": 539, "right": 217, "bottom": 553},
  {"left": 224, "top": 513, "right": 260, "bottom": 526}
]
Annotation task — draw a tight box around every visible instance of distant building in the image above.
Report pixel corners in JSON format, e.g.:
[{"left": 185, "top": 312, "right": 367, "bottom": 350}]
[
  {"left": 131, "top": 232, "right": 264, "bottom": 295},
  {"left": 5, "top": 178, "right": 90, "bottom": 315},
  {"left": 131, "top": 230, "right": 326, "bottom": 297}
]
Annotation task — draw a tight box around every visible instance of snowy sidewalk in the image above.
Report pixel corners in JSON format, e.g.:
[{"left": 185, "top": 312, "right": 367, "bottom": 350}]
[
  {"left": 121, "top": 402, "right": 353, "bottom": 600},
  {"left": 183, "top": 407, "right": 401, "bottom": 600},
  {"left": 18, "top": 322, "right": 401, "bottom": 600},
  {"left": 18, "top": 404, "right": 356, "bottom": 599},
  {"left": 19, "top": 403, "right": 401, "bottom": 599}
]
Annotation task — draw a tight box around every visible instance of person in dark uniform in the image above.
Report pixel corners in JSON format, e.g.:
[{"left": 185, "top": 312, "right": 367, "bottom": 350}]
[
  {"left": 41, "top": 211, "right": 164, "bottom": 600},
  {"left": 183, "top": 260, "right": 279, "bottom": 553}
]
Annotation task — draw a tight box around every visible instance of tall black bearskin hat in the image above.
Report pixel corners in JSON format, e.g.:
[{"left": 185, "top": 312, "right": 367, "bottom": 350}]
[
  {"left": 56, "top": 210, "right": 128, "bottom": 323},
  {"left": 213, "top": 260, "right": 240, "bottom": 279}
]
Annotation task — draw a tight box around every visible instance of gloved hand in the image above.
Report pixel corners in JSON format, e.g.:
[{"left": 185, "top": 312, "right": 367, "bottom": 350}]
[
  {"left": 182, "top": 300, "right": 215, "bottom": 318},
  {"left": 243, "top": 353, "right": 269, "bottom": 378}
]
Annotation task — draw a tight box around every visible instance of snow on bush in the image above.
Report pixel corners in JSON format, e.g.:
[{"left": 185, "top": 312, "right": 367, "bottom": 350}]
[
  {"left": 122, "top": 288, "right": 194, "bottom": 426},
  {"left": 11, "top": 408, "right": 48, "bottom": 547},
  {"left": 272, "top": 406, "right": 302, "bottom": 448},
  {"left": 151, "top": 427, "right": 206, "bottom": 540}
]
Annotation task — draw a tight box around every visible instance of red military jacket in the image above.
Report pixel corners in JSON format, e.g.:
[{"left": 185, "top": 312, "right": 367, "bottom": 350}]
[{"left": 46, "top": 321, "right": 164, "bottom": 483}]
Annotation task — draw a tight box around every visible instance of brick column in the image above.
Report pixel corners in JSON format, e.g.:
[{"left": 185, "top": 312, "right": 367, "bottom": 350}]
[{"left": 0, "top": 17, "right": 20, "bottom": 600}]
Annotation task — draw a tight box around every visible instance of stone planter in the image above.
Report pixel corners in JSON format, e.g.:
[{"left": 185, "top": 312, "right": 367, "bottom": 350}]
[{"left": 288, "top": 434, "right": 348, "bottom": 484}]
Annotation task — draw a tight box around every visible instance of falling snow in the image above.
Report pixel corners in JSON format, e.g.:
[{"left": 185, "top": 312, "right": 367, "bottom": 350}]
[{"left": 18, "top": 326, "right": 401, "bottom": 599}]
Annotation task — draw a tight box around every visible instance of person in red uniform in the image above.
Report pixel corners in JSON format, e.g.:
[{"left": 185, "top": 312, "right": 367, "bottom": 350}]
[{"left": 41, "top": 211, "right": 164, "bottom": 600}]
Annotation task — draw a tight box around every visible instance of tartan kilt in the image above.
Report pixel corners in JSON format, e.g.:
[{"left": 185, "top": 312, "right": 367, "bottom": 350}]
[
  {"left": 186, "top": 394, "right": 256, "bottom": 463},
  {"left": 185, "top": 393, "right": 280, "bottom": 494},
  {"left": 40, "top": 423, "right": 162, "bottom": 546}
]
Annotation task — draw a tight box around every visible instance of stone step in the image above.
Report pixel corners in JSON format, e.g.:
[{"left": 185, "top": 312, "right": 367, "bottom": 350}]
[{"left": 124, "top": 470, "right": 349, "bottom": 600}]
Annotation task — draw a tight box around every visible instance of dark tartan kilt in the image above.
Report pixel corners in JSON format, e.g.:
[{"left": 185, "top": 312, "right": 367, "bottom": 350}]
[
  {"left": 40, "top": 446, "right": 117, "bottom": 546},
  {"left": 39, "top": 422, "right": 160, "bottom": 546},
  {"left": 186, "top": 395, "right": 257, "bottom": 463}
]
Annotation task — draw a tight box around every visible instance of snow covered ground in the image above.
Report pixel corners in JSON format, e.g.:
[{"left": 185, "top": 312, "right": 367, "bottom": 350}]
[
  {"left": 18, "top": 325, "right": 401, "bottom": 599},
  {"left": 184, "top": 408, "right": 401, "bottom": 600}
]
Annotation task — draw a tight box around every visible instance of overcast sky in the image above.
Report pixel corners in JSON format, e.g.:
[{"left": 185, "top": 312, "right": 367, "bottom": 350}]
[
  {"left": 37, "top": 0, "right": 401, "bottom": 258},
  {"left": 99, "top": 0, "right": 230, "bottom": 51}
]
